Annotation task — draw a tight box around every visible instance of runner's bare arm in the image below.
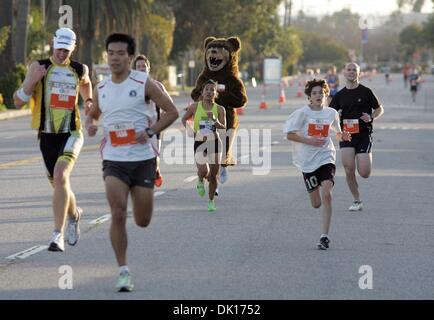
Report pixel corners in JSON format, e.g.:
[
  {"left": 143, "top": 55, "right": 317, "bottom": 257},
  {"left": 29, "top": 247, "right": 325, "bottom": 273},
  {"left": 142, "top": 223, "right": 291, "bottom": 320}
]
[
  {"left": 79, "top": 65, "right": 93, "bottom": 115},
  {"left": 215, "top": 105, "right": 226, "bottom": 129},
  {"left": 145, "top": 77, "right": 179, "bottom": 134},
  {"left": 13, "top": 61, "right": 47, "bottom": 108},
  {"left": 181, "top": 103, "right": 197, "bottom": 127},
  {"left": 85, "top": 86, "right": 101, "bottom": 137}
]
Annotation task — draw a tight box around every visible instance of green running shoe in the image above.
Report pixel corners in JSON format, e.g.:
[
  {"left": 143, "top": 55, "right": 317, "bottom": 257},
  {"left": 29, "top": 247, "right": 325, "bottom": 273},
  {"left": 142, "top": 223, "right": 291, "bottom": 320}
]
[
  {"left": 196, "top": 180, "right": 205, "bottom": 197},
  {"left": 208, "top": 200, "right": 216, "bottom": 212}
]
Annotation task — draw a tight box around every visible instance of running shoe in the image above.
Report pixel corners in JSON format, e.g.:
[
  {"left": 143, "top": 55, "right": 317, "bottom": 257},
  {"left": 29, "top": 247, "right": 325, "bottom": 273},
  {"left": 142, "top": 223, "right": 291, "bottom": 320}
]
[
  {"left": 349, "top": 200, "right": 363, "bottom": 212},
  {"left": 317, "top": 236, "right": 330, "bottom": 250},
  {"left": 66, "top": 207, "right": 82, "bottom": 246},
  {"left": 219, "top": 167, "right": 228, "bottom": 184},
  {"left": 196, "top": 180, "right": 205, "bottom": 197},
  {"left": 208, "top": 200, "right": 217, "bottom": 212},
  {"left": 155, "top": 171, "right": 163, "bottom": 188},
  {"left": 215, "top": 188, "right": 219, "bottom": 196},
  {"left": 48, "top": 231, "right": 65, "bottom": 252},
  {"left": 115, "top": 271, "right": 134, "bottom": 292}
]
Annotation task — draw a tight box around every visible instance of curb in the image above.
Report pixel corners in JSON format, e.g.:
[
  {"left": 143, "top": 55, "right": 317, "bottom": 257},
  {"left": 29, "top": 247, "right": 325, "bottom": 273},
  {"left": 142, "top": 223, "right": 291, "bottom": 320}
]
[{"left": 0, "top": 109, "right": 31, "bottom": 121}]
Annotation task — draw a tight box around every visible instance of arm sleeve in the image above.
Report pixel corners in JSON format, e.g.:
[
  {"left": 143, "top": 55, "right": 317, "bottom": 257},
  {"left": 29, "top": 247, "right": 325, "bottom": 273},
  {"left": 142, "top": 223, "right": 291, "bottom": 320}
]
[
  {"left": 368, "top": 88, "right": 381, "bottom": 110},
  {"left": 283, "top": 109, "right": 303, "bottom": 133}
]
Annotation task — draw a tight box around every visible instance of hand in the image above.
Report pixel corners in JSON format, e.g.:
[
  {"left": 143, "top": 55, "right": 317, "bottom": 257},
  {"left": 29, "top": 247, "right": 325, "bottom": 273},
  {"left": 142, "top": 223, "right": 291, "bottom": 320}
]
[
  {"left": 360, "top": 112, "right": 372, "bottom": 123},
  {"left": 86, "top": 124, "right": 98, "bottom": 137},
  {"left": 217, "top": 84, "right": 225, "bottom": 93},
  {"left": 309, "top": 137, "right": 327, "bottom": 147},
  {"left": 207, "top": 112, "right": 216, "bottom": 121},
  {"left": 84, "top": 99, "right": 93, "bottom": 116},
  {"left": 29, "top": 64, "right": 47, "bottom": 85},
  {"left": 342, "top": 131, "right": 352, "bottom": 142},
  {"left": 136, "top": 130, "right": 149, "bottom": 144}
]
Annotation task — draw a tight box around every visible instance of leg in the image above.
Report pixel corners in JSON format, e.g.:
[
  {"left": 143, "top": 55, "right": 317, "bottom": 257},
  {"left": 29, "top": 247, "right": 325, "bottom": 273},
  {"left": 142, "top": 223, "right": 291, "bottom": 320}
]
[
  {"left": 320, "top": 180, "right": 334, "bottom": 235},
  {"left": 208, "top": 162, "right": 220, "bottom": 201},
  {"left": 308, "top": 188, "right": 321, "bottom": 209},
  {"left": 105, "top": 176, "right": 130, "bottom": 267},
  {"left": 356, "top": 153, "right": 372, "bottom": 179},
  {"left": 131, "top": 186, "right": 154, "bottom": 227},
  {"left": 224, "top": 127, "right": 237, "bottom": 166},
  {"left": 52, "top": 160, "right": 75, "bottom": 233},
  {"left": 341, "top": 148, "right": 360, "bottom": 201}
]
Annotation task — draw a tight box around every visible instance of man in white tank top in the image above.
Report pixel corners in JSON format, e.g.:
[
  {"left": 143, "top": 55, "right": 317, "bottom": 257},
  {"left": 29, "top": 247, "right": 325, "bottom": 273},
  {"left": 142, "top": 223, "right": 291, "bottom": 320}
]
[{"left": 85, "top": 33, "right": 179, "bottom": 292}]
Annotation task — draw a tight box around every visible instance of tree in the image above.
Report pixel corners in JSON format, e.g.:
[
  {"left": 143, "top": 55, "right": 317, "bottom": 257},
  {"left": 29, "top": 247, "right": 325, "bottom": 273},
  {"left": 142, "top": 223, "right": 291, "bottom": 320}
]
[
  {"left": 297, "top": 31, "right": 348, "bottom": 68},
  {"left": 14, "top": 0, "right": 31, "bottom": 65},
  {"left": 422, "top": 14, "right": 434, "bottom": 47},
  {"left": 399, "top": 23, "right": 424, "bottom": 58},
  {"left": 0, "top": 0, "right": 14, "bottom": 74}
]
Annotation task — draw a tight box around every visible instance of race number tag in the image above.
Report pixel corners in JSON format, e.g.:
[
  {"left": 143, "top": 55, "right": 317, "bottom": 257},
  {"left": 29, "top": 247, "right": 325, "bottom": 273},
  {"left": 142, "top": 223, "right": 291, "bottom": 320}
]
[
  {"left": 199, "top": 120, "right": 215, "bottom": 136},
  {"left": 49, "top": 82, "right": 76, "bottom": 110},
  {"left": 109, "top": 123, "right": 137, "bottom": 146},
  {"left": 343, "top": 119, "right": 360, "bottom": 134},
  {"left": 308, "top": 119, "right": 330, "bottom": 137}
]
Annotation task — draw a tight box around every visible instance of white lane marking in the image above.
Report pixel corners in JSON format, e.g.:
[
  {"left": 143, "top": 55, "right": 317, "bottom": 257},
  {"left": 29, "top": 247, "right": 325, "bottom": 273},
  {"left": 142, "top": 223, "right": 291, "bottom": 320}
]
[
  {"left": 184, "top": 175, "right": 198, "bottom": 182},
  {"left": 272, "top": 141, "right": 280, "bottom": 145},
  {"left": 4, "top": 136, "right": 15, "bottom": 140},
  {"left": 154, "top": 191, "right": 165, "bottom": 197},
  {"left": 89, "top": 214, "right": 111, "bottom": 225},
  {"left": 6, "top": 245, "right": 49, "bottom": 261}
]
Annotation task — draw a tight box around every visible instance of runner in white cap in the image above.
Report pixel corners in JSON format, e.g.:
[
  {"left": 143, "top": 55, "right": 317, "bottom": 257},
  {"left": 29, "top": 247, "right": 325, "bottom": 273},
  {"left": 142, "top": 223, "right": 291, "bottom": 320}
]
[{"left": 13, "top": 27, "right": 93, "bottom": 252}]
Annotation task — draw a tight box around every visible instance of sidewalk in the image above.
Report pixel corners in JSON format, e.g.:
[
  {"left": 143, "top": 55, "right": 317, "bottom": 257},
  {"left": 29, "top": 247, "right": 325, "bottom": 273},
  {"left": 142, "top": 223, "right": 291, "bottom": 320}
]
[{"left": 0, "top": 108, "right": 31, "bottom": 121}]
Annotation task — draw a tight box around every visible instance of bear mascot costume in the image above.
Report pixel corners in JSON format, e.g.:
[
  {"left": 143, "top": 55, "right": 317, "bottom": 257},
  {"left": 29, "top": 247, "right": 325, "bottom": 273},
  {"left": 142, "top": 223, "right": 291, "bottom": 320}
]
[{"left": 191, "top": 36, "right": 248, "bottom": 180}]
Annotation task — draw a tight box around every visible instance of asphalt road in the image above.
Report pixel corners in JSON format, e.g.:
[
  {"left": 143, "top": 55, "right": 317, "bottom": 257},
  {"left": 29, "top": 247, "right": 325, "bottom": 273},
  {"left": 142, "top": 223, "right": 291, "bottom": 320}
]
[{"left": 0, "top": 73, "right": 433, "bottom": 300}]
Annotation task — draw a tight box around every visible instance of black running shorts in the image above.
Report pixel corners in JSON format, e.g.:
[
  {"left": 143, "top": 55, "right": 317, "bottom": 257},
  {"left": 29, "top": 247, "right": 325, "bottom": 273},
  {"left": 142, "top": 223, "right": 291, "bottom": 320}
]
[
  {"left": 339, "top": 134, "right": 373, "bottom": 154},
  {"left": 302, "top": 163, "right": 336, "bottom": 193},
  {"left": 102, "top": 158, "right": 156, "bottom": 188}
]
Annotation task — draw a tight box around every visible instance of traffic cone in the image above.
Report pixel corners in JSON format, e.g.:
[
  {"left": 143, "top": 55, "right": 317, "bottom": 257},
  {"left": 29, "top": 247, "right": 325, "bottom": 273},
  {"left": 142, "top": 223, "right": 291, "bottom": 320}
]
[
  {"left": 236, "top": 107, "right": 244, "bottom": 115},
  {"left": 278, "top": 88, "right": 286, "bottom": 106},
  {"left": 259, "top": 95, "right": 268, "bottom": 109},
  {"left": 296, "top": 82, "right": 303, "bottom": 98}
]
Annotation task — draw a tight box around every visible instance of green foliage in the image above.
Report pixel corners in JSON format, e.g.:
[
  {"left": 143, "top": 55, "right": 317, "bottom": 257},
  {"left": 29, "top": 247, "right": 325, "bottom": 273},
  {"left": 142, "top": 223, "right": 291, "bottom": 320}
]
[
  {"left": 27, "top": 7, "right": 51, "bottom": 61},
  {"left": 141, "top": 13, "right": 175, "bottom": 81},
  {"left": 399, "top": 23, "right": 424, "bottom": 57},
  {"left": 422, "top": 14, "right": 434, "bottom": 48},
  {"left": 0, "top": 64, "right": 27, "bottom": 108},
  {"left": 0, "top": 26, "right": 11, "bottom": 55},
  {"left": 297, "top": 31, "right": 348, "bottom": 68}
]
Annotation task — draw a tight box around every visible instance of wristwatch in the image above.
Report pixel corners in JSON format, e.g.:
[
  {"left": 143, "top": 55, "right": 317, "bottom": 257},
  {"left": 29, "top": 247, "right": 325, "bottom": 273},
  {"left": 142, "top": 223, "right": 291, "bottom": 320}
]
[{"left": 145, "top": 127, "right": 156, "bottom": 137}]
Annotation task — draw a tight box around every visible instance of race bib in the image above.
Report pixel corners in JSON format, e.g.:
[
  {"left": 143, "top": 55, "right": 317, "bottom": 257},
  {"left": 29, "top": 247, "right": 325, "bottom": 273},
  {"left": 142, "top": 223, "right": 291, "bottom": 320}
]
[
  {"left": 308, "top": 119, "right": 330, "bottom": 137},
  {"left": 343, "top": 119, "right": 360, "bottom": 134},
  {"left": 199, "top": 120, "right": 215, "bottom": 136},
  {"left": 109, "top": 123, "right": 137, "bottom": 147},
  {"left": 49, "top": 82, "right": 76, "bottom": 110}
]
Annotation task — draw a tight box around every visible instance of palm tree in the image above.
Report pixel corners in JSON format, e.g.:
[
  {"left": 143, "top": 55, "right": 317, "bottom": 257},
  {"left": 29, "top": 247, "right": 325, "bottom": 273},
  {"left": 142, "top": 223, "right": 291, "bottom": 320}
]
[
  {"left": 15, "top": 0, "right": 31, "bottom": 65},
  {"left": 65, "top": 0, "right": 152, "bottom": 75},
  {"left": 0, "top": 0, "right": 14, "bottom": 74}
]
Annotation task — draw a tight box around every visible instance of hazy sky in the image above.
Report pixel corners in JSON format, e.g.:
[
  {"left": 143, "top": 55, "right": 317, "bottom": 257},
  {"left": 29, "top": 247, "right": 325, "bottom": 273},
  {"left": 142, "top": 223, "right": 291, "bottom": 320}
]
[{"left": 285, "top": 0, "right": 433, "bottom": 16}]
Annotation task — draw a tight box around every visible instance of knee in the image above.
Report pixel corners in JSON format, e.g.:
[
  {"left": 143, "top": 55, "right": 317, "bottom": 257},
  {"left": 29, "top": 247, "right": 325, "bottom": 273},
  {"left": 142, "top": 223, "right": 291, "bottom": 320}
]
[
  {"left": 322, "top": 190, "right": 332, "bottom": 203},
  {"left": 208, "top": 174, "right": 217, "bottom": 184},
  {"left": 111, "top": 207, "right": 127, "bottom": 225},
  {"left": 312, "top": 202, "right": 321, "bottom": 209},
  {"left": 135, "top": 213, "right": 152, "bottom": 228},
  {"left": 359, "top": 171, "right": 371, "bottom": 179},
  {"left": 52, "top": 171, "right": 68, "bottom": 187}
]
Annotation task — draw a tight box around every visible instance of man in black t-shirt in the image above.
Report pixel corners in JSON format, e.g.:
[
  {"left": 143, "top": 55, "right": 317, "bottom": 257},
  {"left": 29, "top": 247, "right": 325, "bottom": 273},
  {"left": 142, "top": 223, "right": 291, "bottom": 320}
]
[{"left": 329, "top": 63, "right": 384, "bottom": 212}]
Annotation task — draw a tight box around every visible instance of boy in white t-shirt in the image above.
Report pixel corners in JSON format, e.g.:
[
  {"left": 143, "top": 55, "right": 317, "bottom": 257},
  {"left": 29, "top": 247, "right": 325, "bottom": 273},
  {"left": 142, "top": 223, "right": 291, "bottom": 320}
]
[{"left": 283, "top": 79, "right": 351, "bottom": 250}]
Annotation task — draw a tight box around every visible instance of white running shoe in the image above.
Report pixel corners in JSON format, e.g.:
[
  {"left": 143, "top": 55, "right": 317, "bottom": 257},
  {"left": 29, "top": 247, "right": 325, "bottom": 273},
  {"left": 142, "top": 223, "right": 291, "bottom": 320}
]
[
  {"left": 349, "top": 201, "right": 363, "bottom": 211},
  {"left": 66, "top": 207, "right": 82, "bottom": 246},
  {"left": 116, "top": 271, "right": 134, "bottom": 292},
  {"left": 220, "top": 167, "right": 228, "bottom": 184},
  {"left": 48, "top": 231, "right": 65, "bottom": 252}
]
